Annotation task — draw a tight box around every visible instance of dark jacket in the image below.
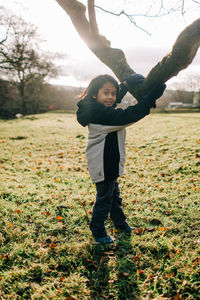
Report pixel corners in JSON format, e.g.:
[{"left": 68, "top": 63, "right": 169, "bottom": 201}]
[{"left": 76, "top": 84, "right": 155, "bottom": 183}]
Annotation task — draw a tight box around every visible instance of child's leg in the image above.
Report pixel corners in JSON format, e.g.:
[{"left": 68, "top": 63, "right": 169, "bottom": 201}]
[
  {"left": 90, "top": 179, "right": 115, "bottom": 238},
  {"left": 110, "top": 180, "right": 129, "bottom": 229}
]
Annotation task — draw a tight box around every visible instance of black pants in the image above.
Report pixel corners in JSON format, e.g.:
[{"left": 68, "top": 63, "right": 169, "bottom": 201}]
[{"left": 90, "top": 179, "right": 127, "bottom": 237}]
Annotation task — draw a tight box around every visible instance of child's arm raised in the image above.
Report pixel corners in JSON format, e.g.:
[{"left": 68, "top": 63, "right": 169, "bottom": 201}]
[
  {"left": 87, "top": 84, "right": 166, "bottom": 126},
  {"left": 76, "top": 80, "right": 166, "bottom": 128}
]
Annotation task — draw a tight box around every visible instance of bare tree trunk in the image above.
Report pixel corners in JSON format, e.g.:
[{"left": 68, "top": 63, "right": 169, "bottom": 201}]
[
  {"left": 18, "top": 81, "right": 26, "bottom": 114},
  {"left": 55, "top": 0, "right": 200, "bottom": 100}
]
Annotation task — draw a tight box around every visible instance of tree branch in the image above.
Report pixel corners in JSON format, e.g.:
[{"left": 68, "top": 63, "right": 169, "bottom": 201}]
[
  {"left": 55, "top": 0, "right": 200, "bottom": 101},
  {"left": 141, "top": 18, "right": 200, "bottom": 96},
  {"left": 0, "top": 36, "right": 8, "bottom": 45},
  {"left": 55, "top": 0, "right": 134, "bottom": 82},
  {"left": 87, "top": 0, "right": 99, "bottom": 36},
  {"left": 0, "top": 16, "right": 13, "bottom": 45}
]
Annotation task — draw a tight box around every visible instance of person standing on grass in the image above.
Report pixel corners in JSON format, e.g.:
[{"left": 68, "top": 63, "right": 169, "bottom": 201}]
[{"left": 76, "top": 73, "right": 166, "bottom": 244}]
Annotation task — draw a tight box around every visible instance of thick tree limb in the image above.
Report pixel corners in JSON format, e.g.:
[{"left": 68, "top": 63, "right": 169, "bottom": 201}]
[
  {"left": 55, "top": 0, "right": 200, "bottom": 100},
  {"left": 55, "top": 0, "right": 134, "bottom": 81},
  {"left": 142, "top": 18, "right": 200, "bottom": 96}
]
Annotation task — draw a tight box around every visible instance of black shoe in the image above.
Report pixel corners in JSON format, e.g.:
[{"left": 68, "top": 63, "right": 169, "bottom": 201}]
[
  {"left": 90, "top": 234, "right": 114, "bottom": 244},
  {"left": 114, "top": 225, "right": 133, "bottom": 234}
]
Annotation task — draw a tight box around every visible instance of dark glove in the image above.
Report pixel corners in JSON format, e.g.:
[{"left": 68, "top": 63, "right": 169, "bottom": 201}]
[
  {"left": 125, "top": 73, "right": 145, "bottom": 94},
  {"left": 115, "top": 83, "right": 128, "bottom": 106},
  {"left": 142, "top": 84, "right": 166, "bottom": 108}
]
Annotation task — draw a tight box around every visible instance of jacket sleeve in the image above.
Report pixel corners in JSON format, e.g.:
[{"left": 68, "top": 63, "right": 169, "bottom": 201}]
[{"left": 89, "top": 96, "right": 152, "bottom": 127}]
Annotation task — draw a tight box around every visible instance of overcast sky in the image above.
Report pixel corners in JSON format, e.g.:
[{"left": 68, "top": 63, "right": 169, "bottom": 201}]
[{"left": 1, "top": 0, "right": 200, "bottom": 87}]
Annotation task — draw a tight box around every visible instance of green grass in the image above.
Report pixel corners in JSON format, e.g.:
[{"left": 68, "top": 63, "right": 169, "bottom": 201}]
[{"left": 0, "top": 112, "right": 200, "bottom": 300}]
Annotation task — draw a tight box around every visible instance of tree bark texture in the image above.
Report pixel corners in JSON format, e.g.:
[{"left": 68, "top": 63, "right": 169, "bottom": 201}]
[{"left": 55, "top": 0, "right": 200, "bottom": 100}]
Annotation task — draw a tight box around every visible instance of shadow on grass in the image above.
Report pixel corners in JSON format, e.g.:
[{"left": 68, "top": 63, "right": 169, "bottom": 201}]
[
  {"left": 83, "top": 242, "right": 112, "bottom": 299},
  {"left": 83, "top": 233, "right": 139, "bottom": 299},
  {"left": 114, "top": 234, "right": 139, "bottom": 300}
]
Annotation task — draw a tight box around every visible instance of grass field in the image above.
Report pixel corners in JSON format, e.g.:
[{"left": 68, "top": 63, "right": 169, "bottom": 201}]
[{"left": 0, "top": 112, "right": 200, "bottom": 300}]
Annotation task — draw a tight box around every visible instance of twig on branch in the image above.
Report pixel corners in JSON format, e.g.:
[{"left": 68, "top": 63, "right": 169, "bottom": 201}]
[
  {"left": 87, "top": 0, "right": 99, "bottom": 36},
  {"left": 192, "top": 0, "right": 200, "bottom": 4},
  {"left": 95, "top": 5, "right": 151, "bottom": 35},
  {"left": 95, "top": 1, "right": 199, "bottom": 32},
  {"left": 95, "top": 4, "right": 186, "bottom": 18},
  {"left": 181, "top": 0, "right": 185, "bottom": 15}
]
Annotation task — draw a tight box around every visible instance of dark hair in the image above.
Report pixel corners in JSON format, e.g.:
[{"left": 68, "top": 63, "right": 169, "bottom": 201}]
[{"left": 80, "top": 74, "right": 119, "bottom": 100}]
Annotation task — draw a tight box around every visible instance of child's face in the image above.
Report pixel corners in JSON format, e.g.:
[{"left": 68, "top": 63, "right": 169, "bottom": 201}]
[{"left": 95, "top": 82, "right": 116, "bottom": 107}]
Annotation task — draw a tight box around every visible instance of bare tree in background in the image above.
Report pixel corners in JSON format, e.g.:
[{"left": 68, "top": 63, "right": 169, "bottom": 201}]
[
  {"left": 171, "top": 71, "right": 200, "bottom": 104},
  {"left": 184, "top": 72, "right": 200, "bottom": 92},
  {"left": 54, "top": 0, "right": 200, "bottom": 101},
  {"left": 0, "top": 9, "right": 12, "bottom": 46},
  {"left": 0, "top": 8, "right": 61, "bottom": 114}
]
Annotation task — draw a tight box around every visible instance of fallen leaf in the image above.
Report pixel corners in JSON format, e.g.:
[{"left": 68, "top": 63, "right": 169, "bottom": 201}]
[
  {"left": 85, "top": 291, "right": 91, "bottom": 295},
  {"left": 55, "top": 178, "right": 61, "bottom": 182},
  {"left": 49, "top": 243, "right": 57, "bottom": 248},
  {"left": 104, "top": 251, "right": 114, "bottom": 256},
  {"left": 134, "top": 227, "right": 143, "bottom": 234},
  {"left": 1, "top": 255, "right": 8, "bottom": 261},
  {"left": 174, "top": 293, "right": 184, "bottom": 300},
  {"left": 151, "top": 296, "right": 170, "bottom": 300},
  {"left": 175, "top": 249, "right": 181, "bottom": 254},
  {"left": 100, "top": 295, "right": 109, "bottom": 299},
  {"left": 134, "top": 254, "right": 141, "bottom": 261},
  {"left": 122, "top": 272, "right": 129, "bottom": 277},
  {"left": 193, "top": 257, "right": 199, "bottom": 266},
  {"left": 158, "top": 227, "right": 168, "bottom": 231},
  {"left": 87, "top": 259, "right": 95, "bottom": 264}
]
